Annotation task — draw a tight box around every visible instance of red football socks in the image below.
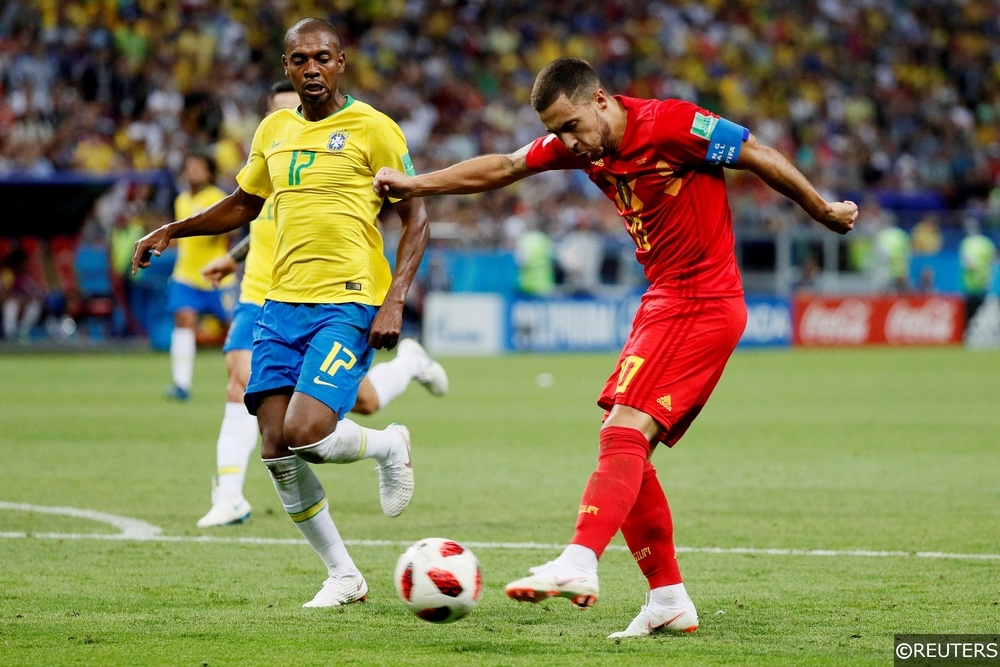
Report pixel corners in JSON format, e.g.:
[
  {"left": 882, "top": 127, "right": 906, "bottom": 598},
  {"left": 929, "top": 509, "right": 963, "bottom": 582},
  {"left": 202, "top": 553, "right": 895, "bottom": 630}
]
[
  {"left": 620, "top": 460, "right": 682, "bottom": 588},
  {"left": 570, "top": 426, "right": 650, "bottom": 558}
]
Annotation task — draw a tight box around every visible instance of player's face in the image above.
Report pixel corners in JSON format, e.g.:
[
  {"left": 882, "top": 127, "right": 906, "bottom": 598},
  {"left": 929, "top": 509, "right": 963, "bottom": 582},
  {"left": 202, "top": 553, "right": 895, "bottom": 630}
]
[
  {"left": 282, "top": 30, "right": 345, "bottom": 110},
  {"left": 182, "top": 156, "right": 211, "bottom": 188},
  {"left": 268, "top": 91, "right": 300, "bottom": 114},
  {"left": 537, "top": 91, "right": 615, "bottom": 161}
]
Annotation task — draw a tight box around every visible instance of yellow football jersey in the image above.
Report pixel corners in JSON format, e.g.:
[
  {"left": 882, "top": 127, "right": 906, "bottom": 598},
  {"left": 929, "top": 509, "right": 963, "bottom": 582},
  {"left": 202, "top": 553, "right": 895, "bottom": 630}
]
[
  {"left": 235, "top": 96, "right": 416, "bottom": 305},
  {"left": 171, "top": 185, "right": 234, "bottom": 289},
  {"left": 239, "top": 196, "right": 276, "bottom": 306}
]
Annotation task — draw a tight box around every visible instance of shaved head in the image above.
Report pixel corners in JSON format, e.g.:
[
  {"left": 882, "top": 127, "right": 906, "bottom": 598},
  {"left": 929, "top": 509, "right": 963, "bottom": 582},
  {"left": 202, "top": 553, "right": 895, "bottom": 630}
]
[{"left": 284, "top": 18, "right": 341, "bottom": 52}]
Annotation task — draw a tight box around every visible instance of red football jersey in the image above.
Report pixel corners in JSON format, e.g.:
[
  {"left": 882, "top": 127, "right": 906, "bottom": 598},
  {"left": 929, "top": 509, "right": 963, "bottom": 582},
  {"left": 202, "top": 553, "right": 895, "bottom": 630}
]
[{"left": 525, "top": 96, "right": 744, "bottom": 298}]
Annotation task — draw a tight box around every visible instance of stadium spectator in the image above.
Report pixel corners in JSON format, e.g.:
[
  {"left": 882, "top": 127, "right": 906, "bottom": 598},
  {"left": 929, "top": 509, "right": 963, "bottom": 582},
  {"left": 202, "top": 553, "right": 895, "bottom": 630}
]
[
  {"left": 133, "top": 18, "right": 430, "bottom": 609},
  {"left": 0, "top": 242, "right": 44, "bottom": 341},
  {"left": 194, "top": 81, "right": 447, "bottom": 529},
  {"left": 872, "top": 216, "right": 912, "bottom": 293},
  {"left": 164, "top": 152, "right": 233, "bottom": 401},
  {"left": 911, "top": 212, "right": 944, "bottom": 255},
  {"left": 959, "top": 216, "right": 998, "bottom": 327},
  {"left": 373, "top": 57, "right": 857, "bottom": 638},
  {"left": 515, "top": 218, "right": 556, "bottom": 298}
]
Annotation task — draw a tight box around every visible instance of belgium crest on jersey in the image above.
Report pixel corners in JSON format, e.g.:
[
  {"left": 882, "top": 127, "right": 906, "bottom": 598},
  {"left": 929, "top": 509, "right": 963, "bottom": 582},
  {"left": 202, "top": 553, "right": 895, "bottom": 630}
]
[{"left": 328, "top": 131, "right": 349, "bottom": 152}]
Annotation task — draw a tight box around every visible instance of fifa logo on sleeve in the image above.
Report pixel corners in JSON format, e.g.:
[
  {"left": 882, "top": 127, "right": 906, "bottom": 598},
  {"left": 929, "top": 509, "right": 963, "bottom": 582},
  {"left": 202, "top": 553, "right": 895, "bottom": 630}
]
[{"left": 579, "top": 504, "right": 599, "bottom": 516}]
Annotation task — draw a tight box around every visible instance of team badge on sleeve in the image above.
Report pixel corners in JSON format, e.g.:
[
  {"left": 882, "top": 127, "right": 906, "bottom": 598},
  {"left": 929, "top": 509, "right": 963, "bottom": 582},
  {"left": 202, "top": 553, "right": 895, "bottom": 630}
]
[{"left": 328, "top": 132, "right": 349, "bottom": 152}]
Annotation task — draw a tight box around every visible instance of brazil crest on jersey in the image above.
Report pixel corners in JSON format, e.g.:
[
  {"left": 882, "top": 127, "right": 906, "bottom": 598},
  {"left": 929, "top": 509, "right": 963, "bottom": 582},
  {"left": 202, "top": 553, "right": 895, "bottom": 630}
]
[{"left": 236, "top": 96, "right": 416, "bottom": 305}]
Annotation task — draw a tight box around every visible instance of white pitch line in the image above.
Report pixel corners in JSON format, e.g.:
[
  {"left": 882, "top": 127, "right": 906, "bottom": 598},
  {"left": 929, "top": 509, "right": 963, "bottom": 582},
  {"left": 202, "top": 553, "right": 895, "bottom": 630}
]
[
  {"left": 2, "top": 502, "right": 999, "bottom": 561},
  {"left": 1, "top": 530, "right": 999, "bottom": 562},
  {"left": 0, "top": 501, "right": 161, "bottom": 539}
]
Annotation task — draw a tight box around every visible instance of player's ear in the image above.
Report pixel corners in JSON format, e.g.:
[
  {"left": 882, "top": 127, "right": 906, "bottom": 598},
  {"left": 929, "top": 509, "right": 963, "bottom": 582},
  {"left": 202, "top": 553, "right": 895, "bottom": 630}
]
[{"left": 593, "top": 88, "right": 608, "bottom": 109}]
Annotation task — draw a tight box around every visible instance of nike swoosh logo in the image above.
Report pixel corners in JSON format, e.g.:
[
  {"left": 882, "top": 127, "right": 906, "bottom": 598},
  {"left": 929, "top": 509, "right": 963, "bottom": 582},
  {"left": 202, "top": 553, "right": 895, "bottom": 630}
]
[
  {"left": 271, "top": 140, "right": 286, "bottom": 148},
  {"left": 552, "top": 576, "right": 588, "bottom": 587},
  {"left": 313, "top": 376, "right": 338, "bottom": 387},
  {"left": 650, "top": 611, "right": 686, "bottom": 633}
]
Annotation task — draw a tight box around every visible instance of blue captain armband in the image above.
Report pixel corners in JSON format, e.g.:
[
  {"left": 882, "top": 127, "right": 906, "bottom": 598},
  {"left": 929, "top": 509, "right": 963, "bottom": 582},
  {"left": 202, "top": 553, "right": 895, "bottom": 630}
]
[{"left": 703, "top": 118, "right": 750, "bottom": 166}]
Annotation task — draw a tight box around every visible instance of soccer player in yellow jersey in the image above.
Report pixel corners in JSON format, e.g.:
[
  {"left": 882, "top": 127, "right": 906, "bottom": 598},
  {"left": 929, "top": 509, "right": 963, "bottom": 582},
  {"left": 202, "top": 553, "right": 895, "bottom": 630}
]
[
  {"left": 133, "top": 18, "right": 430, "bottom": 607},
  {"left": 165, "top": 153, "right": 235, "bottom": 401},
  {"left": 196, "top": 81, "right": 447, "bottom": 529}
]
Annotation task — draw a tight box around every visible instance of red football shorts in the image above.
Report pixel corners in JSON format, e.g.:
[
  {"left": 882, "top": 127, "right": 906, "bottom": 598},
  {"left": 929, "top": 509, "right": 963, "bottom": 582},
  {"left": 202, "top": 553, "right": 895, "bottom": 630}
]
[{"left": 598, "top": 294, "right": 747, "bottom": 447}]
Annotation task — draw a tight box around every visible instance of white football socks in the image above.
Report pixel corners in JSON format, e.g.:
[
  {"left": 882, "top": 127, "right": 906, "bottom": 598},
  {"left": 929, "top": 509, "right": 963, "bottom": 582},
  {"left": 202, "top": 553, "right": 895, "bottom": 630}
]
[
  {"left": 365, "top": 357, "right": 416, "bottom": 409},
  {"left": 214, "top": 402, "right": 259, "bottom": 501},
  {"left": 290, "top": 418, "right": 399, "bottom": 464},
  {"left": 555, "top": 544, "right": 599, "bottom": 572},
  {"left": 650, "top": 583, "right": 691, "bottom": 608},
  {"left": 170, "top": 327, "right": 196, "bottom": 391},
  {"left": 264, "top": 456, "right": 358, "bottom": 575}
]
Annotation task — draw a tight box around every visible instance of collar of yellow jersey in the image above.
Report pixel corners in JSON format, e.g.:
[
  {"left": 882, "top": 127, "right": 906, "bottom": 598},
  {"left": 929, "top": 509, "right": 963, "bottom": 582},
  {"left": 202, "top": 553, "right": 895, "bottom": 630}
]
[{"left": 296, "top": 95, "right": 355, "bottom": 120}]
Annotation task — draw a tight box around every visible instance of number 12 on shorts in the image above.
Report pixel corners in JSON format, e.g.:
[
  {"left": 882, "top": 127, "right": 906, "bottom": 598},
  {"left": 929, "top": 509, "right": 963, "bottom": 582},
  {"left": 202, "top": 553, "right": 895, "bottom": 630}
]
[
  {"left": 615, "top": 355, "right": 644, "bottom": 393},
  {"left": 319, "top": 341, "right": 357, "bottom": 379}
]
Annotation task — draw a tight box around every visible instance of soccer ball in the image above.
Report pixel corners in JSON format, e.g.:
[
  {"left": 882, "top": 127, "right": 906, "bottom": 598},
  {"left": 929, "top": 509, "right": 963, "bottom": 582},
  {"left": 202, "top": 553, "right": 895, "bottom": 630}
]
[{"left": 394, "top": 537, "right": 482, "bottom": 623}]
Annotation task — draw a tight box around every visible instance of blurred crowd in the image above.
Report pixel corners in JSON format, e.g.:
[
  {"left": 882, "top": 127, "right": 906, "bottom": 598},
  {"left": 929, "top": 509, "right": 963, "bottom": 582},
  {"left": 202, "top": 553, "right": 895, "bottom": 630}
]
[{"left": 2, "top": 0, "right": 1000, "bottom": 337}]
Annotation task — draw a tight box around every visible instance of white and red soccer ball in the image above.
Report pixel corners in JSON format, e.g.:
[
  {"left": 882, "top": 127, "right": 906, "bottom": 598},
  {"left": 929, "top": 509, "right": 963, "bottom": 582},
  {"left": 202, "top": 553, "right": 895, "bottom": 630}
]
[{"left": 394, "top": 537, "right": 482, "bottom": 623}]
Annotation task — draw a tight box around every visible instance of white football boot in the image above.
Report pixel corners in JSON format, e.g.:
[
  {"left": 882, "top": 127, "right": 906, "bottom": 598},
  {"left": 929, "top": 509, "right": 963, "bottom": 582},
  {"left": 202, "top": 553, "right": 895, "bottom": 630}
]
[
  {"left": 196, "top": 483, "right": 252, "bottom": 528},
  {"left": 302, "top": 571, "right": 369, "bottom": 608},
  {"left": 397, "top": 338, "right": 449, "bottom": 395},
  {"left": 504, "top": 560, "right": 599, "bottom": 609},
  {"left": 607, "top": 597, "right": 699, "bottom": 638},
  {"left": 376, "top": 424, "right": 413, "bottom": 517}
]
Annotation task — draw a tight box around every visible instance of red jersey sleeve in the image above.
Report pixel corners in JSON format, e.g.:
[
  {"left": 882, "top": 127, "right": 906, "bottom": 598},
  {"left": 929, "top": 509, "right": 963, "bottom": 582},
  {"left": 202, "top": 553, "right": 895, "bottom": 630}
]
[
  {"left": 525, "top": 134, "right": 589, "bottom": 171},
  {"left": 653, "top": 99, "right": 749, "bottom": 167}
]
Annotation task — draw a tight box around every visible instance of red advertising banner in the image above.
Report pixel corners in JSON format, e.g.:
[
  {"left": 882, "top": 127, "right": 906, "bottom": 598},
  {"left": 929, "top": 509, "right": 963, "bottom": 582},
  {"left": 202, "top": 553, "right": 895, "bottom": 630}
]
[{"left": 793, "top": 295, "right": 964, "bottom": 346}]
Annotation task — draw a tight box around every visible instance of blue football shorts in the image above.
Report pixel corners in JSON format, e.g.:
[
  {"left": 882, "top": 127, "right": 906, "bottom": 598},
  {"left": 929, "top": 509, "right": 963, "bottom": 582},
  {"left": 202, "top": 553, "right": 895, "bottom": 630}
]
[
  {"left": 223, "top": 300, "right": 262, "bottom": 353},
  {"left": 244, "top": 300, "right": 377, "bottom": 418},
  {"left": 167, "top": 279, "right": 236, "bottom": 322}
]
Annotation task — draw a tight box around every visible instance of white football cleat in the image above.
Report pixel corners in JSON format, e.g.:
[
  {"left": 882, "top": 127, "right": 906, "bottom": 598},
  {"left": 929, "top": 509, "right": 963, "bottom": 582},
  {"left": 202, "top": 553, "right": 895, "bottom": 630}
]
[
  {"left": 397, "top": 338, "right": 448, "bottom": 396},
  {"left": 504, "top": 561, "right": 599, "bottom": 609},
  {"left": 196, "top": 490, "right": 252, "bottom": 528},
  {"left": 302, "top": 571, "right": 368, "bottom": 608},
  {"left": 377, "top": 424, "right": 413, "bottom": 518},
  {"left": 607, "top": 598, "right": 699, "bottom": 638}
]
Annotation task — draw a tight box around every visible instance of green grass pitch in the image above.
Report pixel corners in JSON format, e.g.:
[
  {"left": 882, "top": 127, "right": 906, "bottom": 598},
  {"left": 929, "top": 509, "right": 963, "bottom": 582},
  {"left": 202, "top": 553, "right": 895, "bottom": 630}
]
[{"left": 1, "top": 346, "right": 998, "bottom": 666}]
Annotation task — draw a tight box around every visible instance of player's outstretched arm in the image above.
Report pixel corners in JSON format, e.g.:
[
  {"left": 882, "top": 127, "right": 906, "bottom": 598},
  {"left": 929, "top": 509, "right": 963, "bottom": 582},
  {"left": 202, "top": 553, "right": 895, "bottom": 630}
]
[
  {"left": 369, "top": 197, "right": 430, "bottom": 351},
  {"left": 373, "top": 143, "right": 539, "bottom": 200},
  {"left": 732, "top": 133, "right": 857, "bottom": 235},
  {"left": 132, "top": 188, "right": 265, "bottom": 274}
]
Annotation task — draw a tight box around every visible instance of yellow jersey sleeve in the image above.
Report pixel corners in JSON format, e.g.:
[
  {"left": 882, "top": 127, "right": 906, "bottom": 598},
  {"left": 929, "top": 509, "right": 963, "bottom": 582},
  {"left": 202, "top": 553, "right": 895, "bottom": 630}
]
[
  {"left": 171, "top": 185, "right": 235, "bottom": 290},
  {"left": 243, "top": 98, "right": 416, "bottom": 305},
  {"left": 236, "top": 122, "right": 274, "bottom": 200},
  {"left": 239, "top": 196, "right": 276, "bottom": 306}
]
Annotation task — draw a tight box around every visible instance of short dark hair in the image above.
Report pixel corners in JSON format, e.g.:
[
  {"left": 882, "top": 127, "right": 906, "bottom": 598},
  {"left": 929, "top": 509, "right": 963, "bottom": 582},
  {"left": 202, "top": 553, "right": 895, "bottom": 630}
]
[
  {"left": 284, "top": 17, "right": 341, "bottom": 52},
  {"left": 270, "top": 79, "right": 295, "bottom": 96},
  {"left": 530, "top": 58, "right": 602, "bottom": 112},
  {"left": 187, "top": 152, "right": 217, "bottom": 180}
]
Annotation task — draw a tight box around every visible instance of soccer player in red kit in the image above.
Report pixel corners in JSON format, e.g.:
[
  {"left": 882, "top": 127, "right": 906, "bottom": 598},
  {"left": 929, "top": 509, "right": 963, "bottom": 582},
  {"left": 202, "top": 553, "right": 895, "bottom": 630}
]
[{"left": 374, "top": 58, "right": 857, "bottom": 638}]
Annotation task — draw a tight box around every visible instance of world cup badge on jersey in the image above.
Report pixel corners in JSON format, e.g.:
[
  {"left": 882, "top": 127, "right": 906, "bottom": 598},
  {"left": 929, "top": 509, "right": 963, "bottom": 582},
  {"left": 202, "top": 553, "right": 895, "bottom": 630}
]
[{"left": 328, "top": 131, "right": 349, "bottom": 152}]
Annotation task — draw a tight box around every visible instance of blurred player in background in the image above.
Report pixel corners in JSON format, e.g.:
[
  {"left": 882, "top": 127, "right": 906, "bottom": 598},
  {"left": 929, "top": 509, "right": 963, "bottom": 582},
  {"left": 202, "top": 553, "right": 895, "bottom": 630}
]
[
  {"left": 165, "top": 153, "right": 234, "bottom": 400},
  {"left": 134, "top": 18, "right": 430, "bottom": 608},
  {"left": 375, "top": 57, "right": 857, "bottom": 638},
  {"left": 195, "top": 80, "right": 447, "bottom": 529}
]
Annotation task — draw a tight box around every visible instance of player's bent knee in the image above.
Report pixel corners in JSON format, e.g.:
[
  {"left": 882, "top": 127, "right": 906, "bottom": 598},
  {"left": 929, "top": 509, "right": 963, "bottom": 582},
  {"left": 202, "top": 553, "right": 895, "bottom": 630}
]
[
  {"left": 351, "top": 394, "right": 378, "bottom": 415},
  {"left": 283, "top": 419, "right": 335, "bottom": 451}
]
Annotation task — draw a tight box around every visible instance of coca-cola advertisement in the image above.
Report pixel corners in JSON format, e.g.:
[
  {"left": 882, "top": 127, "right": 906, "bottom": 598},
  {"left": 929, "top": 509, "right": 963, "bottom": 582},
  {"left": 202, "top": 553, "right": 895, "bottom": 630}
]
[{"left": 793, "top": 295, "right": 964, "bottom": 346}]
